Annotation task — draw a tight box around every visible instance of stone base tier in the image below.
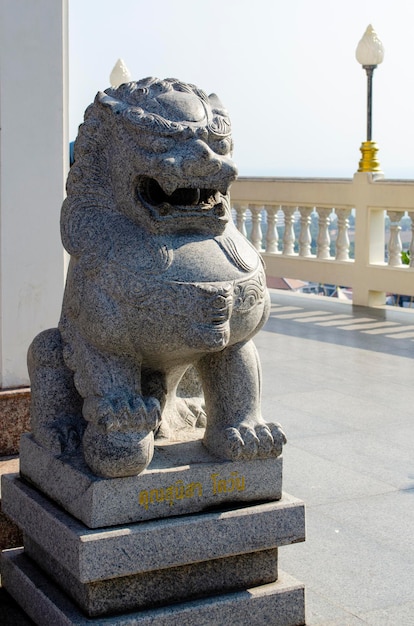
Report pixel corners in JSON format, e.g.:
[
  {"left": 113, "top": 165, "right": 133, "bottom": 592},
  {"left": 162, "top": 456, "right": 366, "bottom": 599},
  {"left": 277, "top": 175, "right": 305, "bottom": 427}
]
[
  {"left": 1, "top": 475, "right": 305, "bottom": 622},
  {"left": 1, "top": 475, "right": 305, "bottom": 612},
  {"left": 2, "top": 549, "right": 306, "bottom": 626},
  {"left": 19, "top": 433, "right": 283, "bottom": 527},
  {"left": 24, "top": 535, "right": 280, "bottom": 616}
]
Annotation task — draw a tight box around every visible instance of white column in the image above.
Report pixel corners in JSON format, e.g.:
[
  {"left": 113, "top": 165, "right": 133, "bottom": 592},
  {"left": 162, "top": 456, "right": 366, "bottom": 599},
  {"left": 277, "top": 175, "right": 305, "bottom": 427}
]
[
  {"left": 316, "top": 208, "right": 332, "bottom": 260},
  {"left": 298, "top": 206, "right": 313, "bottom": 258},
  {"left": 387, "top": 211, "right": 403, "bottom": 267},
  {"left": 352, "top": 172, "right": 386, "bottom": 306},
  {"left": 233, "top": 204, "right": 248, "bottom": 237},
  {"left": 0, "top": 0, "right": 68, "bottom": 388},
  {"left": 264, "top": 205, "right": 279, "bottom": 253},
  {"left": 249, "top": 204, "right": 264, "bottom": 251},
  {"left": 281, "top": 206, "right": 297, "bottom": 256},
  {"left": 335, "top": 207, "right": 351, "bottom": 262}
]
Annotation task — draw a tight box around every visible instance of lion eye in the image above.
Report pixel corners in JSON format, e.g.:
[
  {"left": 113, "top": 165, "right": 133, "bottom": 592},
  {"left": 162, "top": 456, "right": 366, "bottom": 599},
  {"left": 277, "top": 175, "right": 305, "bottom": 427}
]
[{"left": 151, "top": 138, "right": 173, "bottom": 153}]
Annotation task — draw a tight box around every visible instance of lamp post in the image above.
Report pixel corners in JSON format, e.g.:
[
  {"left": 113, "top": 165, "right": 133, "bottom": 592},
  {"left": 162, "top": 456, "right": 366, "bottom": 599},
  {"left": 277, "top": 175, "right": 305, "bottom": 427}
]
[{"left": 355, "top": 25, "right": 384, "bottom": 172}]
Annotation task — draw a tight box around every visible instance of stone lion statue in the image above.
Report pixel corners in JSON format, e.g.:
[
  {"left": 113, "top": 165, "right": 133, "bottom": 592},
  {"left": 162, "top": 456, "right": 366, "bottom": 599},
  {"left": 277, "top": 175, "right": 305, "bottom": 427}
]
[{"left": 28, "top": 77, "right": 285, "bottom": 477}]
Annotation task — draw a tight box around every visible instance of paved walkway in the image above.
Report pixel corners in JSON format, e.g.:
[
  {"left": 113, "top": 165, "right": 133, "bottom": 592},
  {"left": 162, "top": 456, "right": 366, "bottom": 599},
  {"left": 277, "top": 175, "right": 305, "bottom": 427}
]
[
  {"left": 259, "top": 290, "right": 414, "bottom": 625},
  {"left": 1, "top": 289, "right": 414, "bottom": 625}
]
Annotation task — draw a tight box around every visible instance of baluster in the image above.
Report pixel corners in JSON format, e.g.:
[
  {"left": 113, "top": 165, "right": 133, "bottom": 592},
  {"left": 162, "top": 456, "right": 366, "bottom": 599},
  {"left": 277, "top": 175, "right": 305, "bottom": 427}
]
[
  {"left": 298, "top": 206, "right": 313, "bottom": 258},
  {"left": 408, "top": 211, "right": 414, "bottom": 267},
  {"left": 264, "top": 205, "right": 279, "bottom": 253},
  {"left": 233, "top": 203, "right": 248, "bottom": 237},
  {"left": 281, "top": 206, "right": 296, "bottom": 256},
  {"left": 335, "top": 207, "right": 351, "bottom": 261},
  {"left": 316, "top": 207, "right": 332, "bottom": 259},
  {"left": 387, "top": 211, "right": 403, "bottom": 267},
  {"left": 249, "top": 204, "right": 264, "bottom": 251}
]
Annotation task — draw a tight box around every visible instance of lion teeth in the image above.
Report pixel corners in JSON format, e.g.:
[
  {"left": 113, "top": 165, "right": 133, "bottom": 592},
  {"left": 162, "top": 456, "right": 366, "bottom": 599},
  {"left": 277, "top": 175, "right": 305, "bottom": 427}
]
[
  {"left": 139, "top": 176, "right": 227, "bottom": 215},
  {"left": 159, "top": 181, "right": 177, "bottom": 196}
]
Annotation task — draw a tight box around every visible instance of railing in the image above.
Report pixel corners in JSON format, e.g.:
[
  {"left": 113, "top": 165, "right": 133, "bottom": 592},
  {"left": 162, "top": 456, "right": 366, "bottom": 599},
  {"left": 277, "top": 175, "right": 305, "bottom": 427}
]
[{"left": 230, "top": 172, "right": 414, "bottom": 307}]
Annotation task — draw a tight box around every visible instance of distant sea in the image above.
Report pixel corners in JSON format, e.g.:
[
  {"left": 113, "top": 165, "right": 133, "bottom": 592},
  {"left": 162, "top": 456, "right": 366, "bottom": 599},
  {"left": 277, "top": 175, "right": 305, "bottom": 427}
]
[{"left": 237, "top": 166, "right": 414, "bottom": 180}]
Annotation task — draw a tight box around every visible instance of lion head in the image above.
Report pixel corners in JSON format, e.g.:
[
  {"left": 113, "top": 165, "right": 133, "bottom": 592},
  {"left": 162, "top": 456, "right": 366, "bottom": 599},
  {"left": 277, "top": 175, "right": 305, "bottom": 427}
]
[{"left": 65, "top": 78, "right": 238, "bottom": 243}]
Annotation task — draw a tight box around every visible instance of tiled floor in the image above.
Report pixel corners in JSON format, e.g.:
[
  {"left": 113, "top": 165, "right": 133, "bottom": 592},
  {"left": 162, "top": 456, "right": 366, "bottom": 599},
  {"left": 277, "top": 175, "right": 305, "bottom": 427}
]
[
  {"left": 259, "top": 290, "right": 414, "bottom": 625},
  {"left": 1, "top": 289, "right": 414, "bottom": 625}
]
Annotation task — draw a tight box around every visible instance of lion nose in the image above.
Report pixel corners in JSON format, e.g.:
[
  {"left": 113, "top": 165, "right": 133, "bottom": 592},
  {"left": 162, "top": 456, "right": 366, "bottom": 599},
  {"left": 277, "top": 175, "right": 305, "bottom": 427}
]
[{"left": 182, "top": 140, "right": 222, "bottom": 177}]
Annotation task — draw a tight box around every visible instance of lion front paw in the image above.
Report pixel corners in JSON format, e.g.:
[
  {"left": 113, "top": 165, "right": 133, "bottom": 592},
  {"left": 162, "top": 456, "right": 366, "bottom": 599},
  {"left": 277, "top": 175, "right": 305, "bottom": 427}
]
[
  {"left": 204, "top": 421, "right": 286, "bottom": 462},
  {"left": 82, "top": 394, "right": 161, "bottom": 433},
  {"left": 81, "top": 393, "right": 161, "bottom": 477},
  {"left": 82, "top": 426, "right": 154, "bottom": 477}
]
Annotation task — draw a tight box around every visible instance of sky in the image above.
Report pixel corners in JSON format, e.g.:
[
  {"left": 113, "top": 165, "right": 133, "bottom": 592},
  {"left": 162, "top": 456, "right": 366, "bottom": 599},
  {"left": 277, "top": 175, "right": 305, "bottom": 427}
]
[{"left": 69, "top": 0, "right": 414, "bottom": 179}]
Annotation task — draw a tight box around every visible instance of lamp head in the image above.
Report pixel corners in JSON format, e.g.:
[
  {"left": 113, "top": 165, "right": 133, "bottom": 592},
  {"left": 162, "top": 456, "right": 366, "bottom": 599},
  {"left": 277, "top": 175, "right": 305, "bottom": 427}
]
[
  {"left": 110, "top": 59, "right": 132, "bottom": 88},
  {"left": 355, "top": 25, "right": 384, "bottom": 67}
]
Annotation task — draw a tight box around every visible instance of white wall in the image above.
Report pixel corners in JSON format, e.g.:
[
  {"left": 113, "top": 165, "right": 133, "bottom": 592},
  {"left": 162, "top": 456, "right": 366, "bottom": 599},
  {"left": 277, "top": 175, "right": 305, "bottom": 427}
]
[{"left": 0, "top": 0, "right": 68, "bottom": 387}]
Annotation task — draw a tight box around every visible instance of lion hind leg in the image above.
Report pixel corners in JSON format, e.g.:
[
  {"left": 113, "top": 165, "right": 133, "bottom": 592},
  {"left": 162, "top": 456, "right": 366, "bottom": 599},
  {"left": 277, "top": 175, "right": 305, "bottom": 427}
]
[
  {"left": 58, "top": 332, "right": 162, "bottom": 477},
  {"left": 27, "top": 328, "right": 85, "bottom": 454}
]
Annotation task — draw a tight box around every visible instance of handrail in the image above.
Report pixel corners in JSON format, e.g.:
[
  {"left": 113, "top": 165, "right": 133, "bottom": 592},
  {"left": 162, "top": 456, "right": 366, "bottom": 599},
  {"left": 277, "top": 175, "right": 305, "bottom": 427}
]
[{"left": 230, "top": 173, "right": 414, "bottom": 306}]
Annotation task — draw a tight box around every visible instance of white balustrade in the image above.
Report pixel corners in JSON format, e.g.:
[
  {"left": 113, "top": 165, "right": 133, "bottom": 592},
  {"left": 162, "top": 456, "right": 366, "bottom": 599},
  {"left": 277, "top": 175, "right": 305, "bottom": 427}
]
[
  {"left": 335, "top": 207, "right": 351, "bottom": 261},
  {"left": 233, "top": 202, "right": 356, "bottom": 263},
  {"left": 249, "top": 204, "right": 264, "bottom": 251},
  {"left": 316, "top": 208, "right": 332, "bottom": 260},
  {"left": 298, "top": 207, "right": 314, "bottom": 258},
  {"left": 264, "top": 205, "right": 280, "bottom": 253},
  {"left": 231, "top": 174, "right": 414, "bottom": 306},
  {"left": 281, "top": 206, "right": 297, "bottom": 256},
  {"left": 233, "top": 204, "right": 248, "bottom": 237},
  {"left": 387, "top": 211, "right": 403, "bottom": 267}
]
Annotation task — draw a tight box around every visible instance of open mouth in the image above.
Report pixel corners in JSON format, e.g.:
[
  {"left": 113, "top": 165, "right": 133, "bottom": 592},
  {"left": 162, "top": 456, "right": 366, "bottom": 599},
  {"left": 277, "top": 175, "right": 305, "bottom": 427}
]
[{"left": 137, "top": 176, "right": 226, "bottom": 218}]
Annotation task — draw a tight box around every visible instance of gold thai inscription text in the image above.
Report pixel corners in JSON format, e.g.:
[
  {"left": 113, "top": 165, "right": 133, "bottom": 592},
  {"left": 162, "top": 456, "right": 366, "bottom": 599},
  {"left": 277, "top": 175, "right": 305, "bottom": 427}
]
[
  {"left": 138, "top": 471, "right": 246, "bottom": 510},
  {"left": 138, "top": 480, "right": 203, "bottom": 510},
  {"left": 210, "top": 471, "right": 245, "bottom": 494}
]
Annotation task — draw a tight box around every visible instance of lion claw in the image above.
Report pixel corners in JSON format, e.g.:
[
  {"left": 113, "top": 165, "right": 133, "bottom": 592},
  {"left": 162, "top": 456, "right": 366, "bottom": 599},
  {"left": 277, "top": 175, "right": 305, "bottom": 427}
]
[
  {"left": 82, "top": 394, "right": 161, "bottom": 433},
  {"left": 205, "top": 421, "right": 286, "bottom": 461}
]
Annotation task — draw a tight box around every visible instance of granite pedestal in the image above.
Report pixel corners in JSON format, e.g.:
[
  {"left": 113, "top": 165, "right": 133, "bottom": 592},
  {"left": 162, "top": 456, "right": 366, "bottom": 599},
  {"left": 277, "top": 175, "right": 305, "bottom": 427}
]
[
  {"left": 1, "top": 439, "right": 306, "bottom": 625},
  {"left": 19, "top": 433, "right": 284, "bottom": 526}
]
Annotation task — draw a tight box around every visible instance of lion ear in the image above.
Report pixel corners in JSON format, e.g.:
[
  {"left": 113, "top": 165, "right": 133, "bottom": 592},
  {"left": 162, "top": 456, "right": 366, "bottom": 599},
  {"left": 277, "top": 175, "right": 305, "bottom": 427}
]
[
  {"left": 208, "top": 93, "right": 227, "bottom": 115},
  {"left": 96, "top": 91, "right": 127, "bottom": 115}
]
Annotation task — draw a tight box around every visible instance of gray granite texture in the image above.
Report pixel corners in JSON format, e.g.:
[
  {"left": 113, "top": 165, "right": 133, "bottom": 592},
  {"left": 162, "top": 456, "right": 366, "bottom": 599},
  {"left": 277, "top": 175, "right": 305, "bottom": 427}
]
[
  {"left": 1, "top": 475, "right": 305, "bottom": 583},
  {"left": 24, "top": 535, "right": 278, "bottom": 616},
  {"left": 27, "top": 77, "right": 286, "bottom": 478},
  {"left": 19, "top": 433, "right": 283, "bottom": 526},
  {"left": 0, "top": 388, "right": 30, "bottom": 455},
  {"left": 2, "top": 549, "right": 306, "bottom": 626}
]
